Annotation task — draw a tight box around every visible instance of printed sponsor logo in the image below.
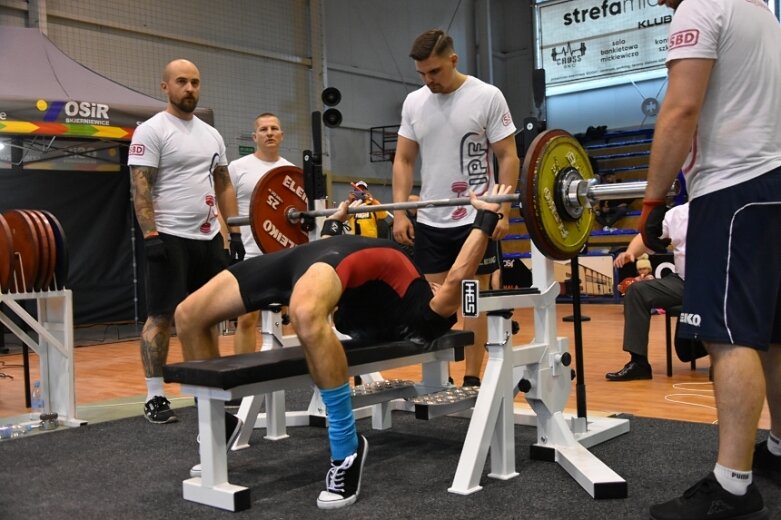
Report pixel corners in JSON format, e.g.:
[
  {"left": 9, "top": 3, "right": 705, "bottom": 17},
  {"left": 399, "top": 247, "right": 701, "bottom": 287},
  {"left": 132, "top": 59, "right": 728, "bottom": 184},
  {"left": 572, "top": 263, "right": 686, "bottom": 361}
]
[
  {"left": 669, "top": 29, "right": 699, "bottom": 50},
  {"left": 561, "top": 0, "right": 664, "bottom": 26},
  {"left": 502, "top": 112, "right": 513, "bottom": 126},
  {"left": 37, "top": 99, "right": 111, "bottom": 125},
  {"left": 679, "top": 312, "right": 701, "bottom": 327},
  {"left": 129, "top": 144, "right": 145, "bottom": 156},
  {"left": 462, "top": 280, "right": 479, "bottom": 318},
  {"left": 637, "top": 14, "right": 671, "bottom": 28}
]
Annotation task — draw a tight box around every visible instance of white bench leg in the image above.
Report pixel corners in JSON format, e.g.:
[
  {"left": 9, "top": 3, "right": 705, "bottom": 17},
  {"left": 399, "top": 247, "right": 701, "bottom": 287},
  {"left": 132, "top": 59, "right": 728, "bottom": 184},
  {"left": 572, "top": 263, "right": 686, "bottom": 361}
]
[{"left": 183, "top": 397, "right": 251, "bottom": 511}]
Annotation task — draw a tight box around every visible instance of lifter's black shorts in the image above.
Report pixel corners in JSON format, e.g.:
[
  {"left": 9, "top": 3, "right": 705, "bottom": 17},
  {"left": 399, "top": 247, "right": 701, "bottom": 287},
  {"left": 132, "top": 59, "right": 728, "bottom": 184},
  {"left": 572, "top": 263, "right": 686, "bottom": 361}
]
[
  {"left": 413, "top": 221, "right": 499, "bottom": 275},
  {"left": 680, "top": 165, "right": 781, "bottom": 350},
  {"left": 144, "top": 233, "right": 227, "bottom": 316}
]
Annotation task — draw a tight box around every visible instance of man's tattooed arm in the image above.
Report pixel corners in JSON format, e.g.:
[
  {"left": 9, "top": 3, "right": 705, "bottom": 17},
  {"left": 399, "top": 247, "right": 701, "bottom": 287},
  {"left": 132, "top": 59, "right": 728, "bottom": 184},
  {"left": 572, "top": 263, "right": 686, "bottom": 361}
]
[{"left": 130, "top": 165, "right": 159, "bottom": 236}]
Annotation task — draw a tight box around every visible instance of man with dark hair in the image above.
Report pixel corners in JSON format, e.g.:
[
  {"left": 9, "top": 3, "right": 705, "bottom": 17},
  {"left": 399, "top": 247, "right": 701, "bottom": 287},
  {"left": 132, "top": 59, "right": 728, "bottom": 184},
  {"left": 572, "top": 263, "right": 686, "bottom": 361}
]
[
  {"left": 640, "top": 0, "right": 781, "bottom": 517},
  {"left": 128, "top": 59, "right": 242, "bottom": 424},
  {"left": 392, "top": 29, "right": 520, "bottom": 387},
  {"left": 175, "top": 184, "right": 512, "bottom": 509}
]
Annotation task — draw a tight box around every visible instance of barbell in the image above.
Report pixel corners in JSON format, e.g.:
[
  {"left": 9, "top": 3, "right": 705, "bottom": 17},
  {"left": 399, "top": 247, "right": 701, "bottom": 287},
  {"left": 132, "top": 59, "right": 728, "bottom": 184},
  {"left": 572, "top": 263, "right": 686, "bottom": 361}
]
[{"left": 226, "top": 129, "right": 678, "bottom": 260}]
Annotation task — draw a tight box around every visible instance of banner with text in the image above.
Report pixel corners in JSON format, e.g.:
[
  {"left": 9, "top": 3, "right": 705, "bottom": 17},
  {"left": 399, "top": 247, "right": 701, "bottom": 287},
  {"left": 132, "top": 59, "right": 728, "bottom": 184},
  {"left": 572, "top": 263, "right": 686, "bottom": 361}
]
[{"left": 539, "top": 0, "right": 672, "bottom": 92}]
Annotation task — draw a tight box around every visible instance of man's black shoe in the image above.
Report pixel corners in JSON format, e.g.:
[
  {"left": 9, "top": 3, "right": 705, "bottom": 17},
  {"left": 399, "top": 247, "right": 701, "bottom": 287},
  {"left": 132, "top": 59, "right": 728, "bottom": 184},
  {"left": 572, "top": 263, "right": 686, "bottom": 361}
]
[
  {"left": 753, "top": 440, "right": 781, "bottom": 481},
  {"left": 649, "top": 473, "right": 767, "bottom": 520},
  {"left": 605, "top": 360, "right": 652, "bottom": 381},
  {"left": 463, "top": 375, "right": 481, "bottom": 387}
]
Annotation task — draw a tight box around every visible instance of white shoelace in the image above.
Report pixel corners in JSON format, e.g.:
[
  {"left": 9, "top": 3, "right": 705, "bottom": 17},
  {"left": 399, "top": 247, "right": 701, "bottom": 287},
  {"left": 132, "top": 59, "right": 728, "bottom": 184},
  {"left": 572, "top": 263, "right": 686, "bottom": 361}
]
[{"left": 325, "top": 452, "right": 357, "bottom": 493}]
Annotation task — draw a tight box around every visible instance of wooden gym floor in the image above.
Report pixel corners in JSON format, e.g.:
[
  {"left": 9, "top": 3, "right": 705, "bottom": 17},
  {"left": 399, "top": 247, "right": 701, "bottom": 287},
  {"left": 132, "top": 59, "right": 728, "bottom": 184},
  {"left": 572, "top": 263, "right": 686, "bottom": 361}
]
[{"left": 0, "top": 303, "right": 771, "bottom": 430}]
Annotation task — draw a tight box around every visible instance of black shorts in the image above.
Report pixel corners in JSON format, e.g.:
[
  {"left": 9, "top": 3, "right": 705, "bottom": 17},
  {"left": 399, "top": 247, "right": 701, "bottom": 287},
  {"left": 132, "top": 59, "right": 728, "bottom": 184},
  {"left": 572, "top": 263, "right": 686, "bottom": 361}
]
[
  {"left": 413, "top": 222, "right": 499, "bottom": 275},
  {"left": 144, "top": 233, "right": 228, "bottom": 316},
  {"left": 680, "top": 166, "right": 781, "bottom": 350}
]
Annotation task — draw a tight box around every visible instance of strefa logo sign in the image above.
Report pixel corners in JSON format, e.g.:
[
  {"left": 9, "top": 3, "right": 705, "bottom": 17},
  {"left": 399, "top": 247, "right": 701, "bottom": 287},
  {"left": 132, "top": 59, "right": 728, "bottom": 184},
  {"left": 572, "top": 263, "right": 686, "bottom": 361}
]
[{"left": 36, "top": 99, "right": 111, "bottom": 126}]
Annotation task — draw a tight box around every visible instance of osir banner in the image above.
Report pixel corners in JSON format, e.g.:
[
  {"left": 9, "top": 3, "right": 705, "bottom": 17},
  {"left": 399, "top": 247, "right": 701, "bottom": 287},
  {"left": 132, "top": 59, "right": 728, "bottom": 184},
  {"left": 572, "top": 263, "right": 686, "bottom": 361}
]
[{"left": 539, "top": 0, "right": 672, "bottom": 90}]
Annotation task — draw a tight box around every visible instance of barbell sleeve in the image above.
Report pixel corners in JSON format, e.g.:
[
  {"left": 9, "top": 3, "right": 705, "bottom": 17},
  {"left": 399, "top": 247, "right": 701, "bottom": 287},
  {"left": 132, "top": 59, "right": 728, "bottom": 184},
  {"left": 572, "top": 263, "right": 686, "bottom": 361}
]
[{"left": 587, "top": 180, "right": 678, "bottom": 202}]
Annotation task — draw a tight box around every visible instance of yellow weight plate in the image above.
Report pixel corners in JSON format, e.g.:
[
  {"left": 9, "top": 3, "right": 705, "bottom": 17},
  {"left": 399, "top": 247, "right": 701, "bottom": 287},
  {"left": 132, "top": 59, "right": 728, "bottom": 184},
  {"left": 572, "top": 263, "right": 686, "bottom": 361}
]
[{"left": 520, "top": 129, "right": 595, "bottom": 260}]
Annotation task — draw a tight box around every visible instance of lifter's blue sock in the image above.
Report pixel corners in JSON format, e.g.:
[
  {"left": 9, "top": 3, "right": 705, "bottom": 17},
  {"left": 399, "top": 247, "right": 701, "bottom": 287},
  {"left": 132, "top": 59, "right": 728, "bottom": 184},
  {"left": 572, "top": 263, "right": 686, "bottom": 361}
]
[{"left": 320, "top": 383, "right": 358, "bottom": 461}]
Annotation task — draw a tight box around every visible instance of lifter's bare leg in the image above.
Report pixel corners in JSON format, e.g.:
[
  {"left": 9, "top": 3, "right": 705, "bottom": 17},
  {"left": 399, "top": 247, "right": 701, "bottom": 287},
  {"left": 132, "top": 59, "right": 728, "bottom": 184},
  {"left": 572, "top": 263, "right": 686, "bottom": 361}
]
[
  {"left": 289, "top": 263, "right": 366, "bottom": 509},
  {"left": 234, "top": 311, "right": 260, "bottom": 354},
  {"left": 176, "top": 270, "right": 248, "bottom": 361}
]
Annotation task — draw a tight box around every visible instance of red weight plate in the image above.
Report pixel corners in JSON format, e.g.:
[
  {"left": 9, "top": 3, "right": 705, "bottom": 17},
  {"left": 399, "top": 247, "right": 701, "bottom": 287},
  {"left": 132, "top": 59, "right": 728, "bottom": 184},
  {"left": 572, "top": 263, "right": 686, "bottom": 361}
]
[
  {"left": 39, "top": 210, "right": 69, "bottom": 290},
  {"left": 31, "top": 210, "right": 57, "bottom": 290},
  {"left": 0, "top": 214, "right": 13, "bottom": 293},
  {"left": 3, "top": 210, "right": 40, "bottom": 293},
  {"left": 249, "top": 165, "right": 310, "bottom": 254},
  {"left": 21, "top": 210, "right": 50, "bottom": 291}
]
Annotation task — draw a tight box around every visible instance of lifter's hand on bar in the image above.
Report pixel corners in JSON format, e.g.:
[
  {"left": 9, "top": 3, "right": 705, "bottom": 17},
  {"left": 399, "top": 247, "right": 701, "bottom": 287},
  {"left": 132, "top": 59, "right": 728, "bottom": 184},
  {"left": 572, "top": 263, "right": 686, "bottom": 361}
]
[{"left": 469, "top": 184, "right": 513, "bottom": 215}]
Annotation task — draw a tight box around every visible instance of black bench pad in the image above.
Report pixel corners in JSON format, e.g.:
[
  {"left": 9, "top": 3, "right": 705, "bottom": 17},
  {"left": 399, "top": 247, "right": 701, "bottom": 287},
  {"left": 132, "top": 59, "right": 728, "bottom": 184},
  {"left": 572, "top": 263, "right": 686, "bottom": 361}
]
[{"left": 163, "top": 330, "right": 473, "bottom": 390}]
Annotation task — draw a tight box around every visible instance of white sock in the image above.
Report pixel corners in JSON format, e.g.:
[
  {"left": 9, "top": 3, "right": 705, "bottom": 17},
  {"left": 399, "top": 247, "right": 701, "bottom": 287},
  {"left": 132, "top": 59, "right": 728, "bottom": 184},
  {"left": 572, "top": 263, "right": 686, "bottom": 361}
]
[
  {"left": 145, "top": 377, "right": 165, "bottom": 402},
  {"left": 713, "top": 463, "right": 751, "bottom": 496},
  {"left": 768, "top": 432, "right": 781, "bottom": 456}
]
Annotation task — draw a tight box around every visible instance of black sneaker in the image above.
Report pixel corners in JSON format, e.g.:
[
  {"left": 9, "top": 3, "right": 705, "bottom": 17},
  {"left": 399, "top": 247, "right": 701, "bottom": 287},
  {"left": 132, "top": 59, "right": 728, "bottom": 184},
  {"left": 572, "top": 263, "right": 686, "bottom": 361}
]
[
  {"left": 463, "top": 375, "right": 481, "bottom": 387},
  {"left": 143, "top": 396, "right": 178, "bottom": 424},
  {"left": 190, "top": 412, "right": 243, "bottom": 478},
  {"left": 649, "top": 473, "right": 768, "bottom": 520},
  {"left": 316, "top": 435, "right": 368, "bottom": 510},
  {"left": 753, "top": 440, "right": 781, "bottom": 481}
]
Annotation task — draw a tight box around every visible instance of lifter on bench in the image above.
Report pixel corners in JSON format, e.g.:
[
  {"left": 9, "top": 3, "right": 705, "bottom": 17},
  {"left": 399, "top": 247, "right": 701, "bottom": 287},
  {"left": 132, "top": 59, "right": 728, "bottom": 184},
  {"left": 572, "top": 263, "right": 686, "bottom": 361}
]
[{"left": 174, "top": 184, "right": 513, "bottom": 509}]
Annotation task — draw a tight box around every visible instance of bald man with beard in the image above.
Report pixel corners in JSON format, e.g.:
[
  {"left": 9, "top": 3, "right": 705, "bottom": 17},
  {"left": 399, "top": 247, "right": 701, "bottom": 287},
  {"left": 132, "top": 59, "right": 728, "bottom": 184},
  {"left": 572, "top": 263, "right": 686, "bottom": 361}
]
[{"left": 128, "top": 59, "right": 242, "bottom": 425}]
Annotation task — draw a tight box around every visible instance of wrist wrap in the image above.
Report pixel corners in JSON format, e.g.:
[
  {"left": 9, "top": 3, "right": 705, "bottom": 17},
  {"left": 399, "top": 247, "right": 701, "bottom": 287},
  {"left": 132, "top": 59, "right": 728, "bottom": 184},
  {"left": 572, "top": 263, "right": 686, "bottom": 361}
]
[
  {"left": 471, "top": 210, "right": 501, "bottom": 236},
  {"left": 320, "top": 220, "right": 344, "bottom": 237}
]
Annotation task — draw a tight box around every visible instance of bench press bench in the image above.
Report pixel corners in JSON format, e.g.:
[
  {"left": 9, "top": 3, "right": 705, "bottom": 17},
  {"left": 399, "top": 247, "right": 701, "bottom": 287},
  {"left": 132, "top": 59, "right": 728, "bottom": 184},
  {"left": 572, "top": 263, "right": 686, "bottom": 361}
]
[{"left": 163, "top": 330, "right": 473, "bottom": 511}]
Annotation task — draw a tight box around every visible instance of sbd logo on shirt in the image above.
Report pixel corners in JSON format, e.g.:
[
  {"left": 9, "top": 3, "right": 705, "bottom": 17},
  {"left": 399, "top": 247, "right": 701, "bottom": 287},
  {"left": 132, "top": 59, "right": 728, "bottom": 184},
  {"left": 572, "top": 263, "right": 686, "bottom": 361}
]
[
  {"left": 669, "top": 30, "right": 699, "bottom": 50},
  {"left": 129, "top": 144, "right": 145, "bottom": 156}
]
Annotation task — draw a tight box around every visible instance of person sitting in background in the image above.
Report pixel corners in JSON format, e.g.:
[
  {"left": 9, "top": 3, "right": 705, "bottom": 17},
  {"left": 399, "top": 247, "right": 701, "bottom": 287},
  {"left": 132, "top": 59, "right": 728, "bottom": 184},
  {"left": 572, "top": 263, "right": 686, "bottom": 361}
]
[
  {"left": 634, "top": 254, "right": 655, "bottom": 281},
  {"left": 617, "top": 253, "right": 655, "bottom": 295},
  {"left": 606, "top": 203, "right": 688, "bottom": 381},
  {"left": 346, "top": 181, "right": 391, "bottom": 239},
  {"left": 594, "top": 173, "right": 631, "bottom": 231}
]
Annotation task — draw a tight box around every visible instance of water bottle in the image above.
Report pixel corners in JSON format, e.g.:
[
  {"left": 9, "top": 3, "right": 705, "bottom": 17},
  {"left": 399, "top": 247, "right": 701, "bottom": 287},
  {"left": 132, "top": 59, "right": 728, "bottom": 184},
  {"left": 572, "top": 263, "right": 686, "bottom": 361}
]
[{"left": 30, "top": 380, "right": 44, "bottom": 421}]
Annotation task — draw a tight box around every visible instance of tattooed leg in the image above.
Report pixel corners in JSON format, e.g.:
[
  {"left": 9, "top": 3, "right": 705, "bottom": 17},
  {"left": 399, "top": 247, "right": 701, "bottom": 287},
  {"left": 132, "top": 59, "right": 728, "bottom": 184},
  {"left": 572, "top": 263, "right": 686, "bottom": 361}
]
[{"left": 140, "top": 314, "right": 173, "bottom": 378}]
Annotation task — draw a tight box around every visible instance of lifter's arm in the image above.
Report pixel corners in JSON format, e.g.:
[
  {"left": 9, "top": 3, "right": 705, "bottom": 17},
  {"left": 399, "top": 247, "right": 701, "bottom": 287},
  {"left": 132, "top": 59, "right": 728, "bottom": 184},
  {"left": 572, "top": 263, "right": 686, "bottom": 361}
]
[{"left": 429, "top": 184, "right": 512, "bottom": 317}]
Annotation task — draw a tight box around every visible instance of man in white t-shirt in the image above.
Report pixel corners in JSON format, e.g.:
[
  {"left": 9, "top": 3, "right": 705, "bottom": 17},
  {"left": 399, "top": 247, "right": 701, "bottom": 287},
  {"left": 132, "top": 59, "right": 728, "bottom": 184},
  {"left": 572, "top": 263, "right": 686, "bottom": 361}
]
[
  {"left": 128, "top": 59, "right": 242, "bottom": 425},
  {"left": 229, "top": 113, "right": 293, "bottom": 354},
  {"left": 639, "top": 1, "right": 781, "bottom": 518},
  {"left": 392, "top": 29, "right": 519, "bottom": 387}
]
